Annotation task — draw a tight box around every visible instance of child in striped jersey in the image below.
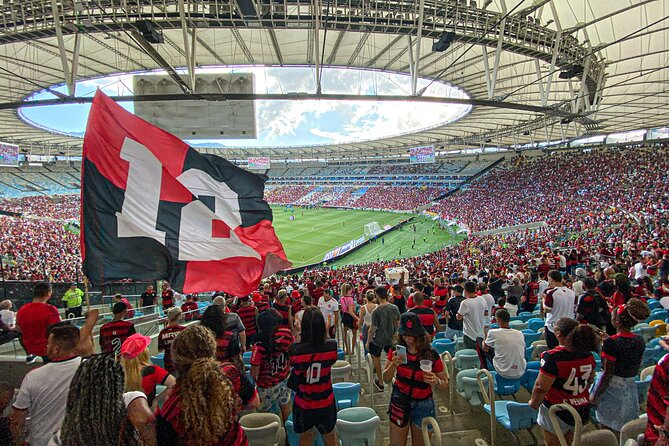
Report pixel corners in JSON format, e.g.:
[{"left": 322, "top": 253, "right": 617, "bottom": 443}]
[{"left": 250, "top": 309, "right": 294, "bottom": 421}]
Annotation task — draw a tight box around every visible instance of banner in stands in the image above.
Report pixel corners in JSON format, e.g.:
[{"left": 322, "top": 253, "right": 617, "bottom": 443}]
[
  {"left": 648, "top": 127, "right": 669, "bottom": 140},
  {"left": 0, "top": 141, "right": 19, "bottom": 166},
  {"left": 81, "top": 90, "right": 291, "bottom": 295},
  {"left": 248, "top": 157, "right": 271, "bottom": 170},
  {"left": 409, "top": 145, "right": 435, "bottom": 164},
  {"left": 323, "top": 236, "right": 365, "bottom": 261}
]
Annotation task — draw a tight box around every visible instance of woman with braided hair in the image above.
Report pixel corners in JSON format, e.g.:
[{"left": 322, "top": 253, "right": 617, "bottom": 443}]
[
  {"left": 156, "top": 325, "right": 248, "bottom": 446},
  {"left": 591, "top": 298, "right": 650, "bottom": 437},
  {"left": 51, "top": 354, "right": 156, "bottom": 446}
]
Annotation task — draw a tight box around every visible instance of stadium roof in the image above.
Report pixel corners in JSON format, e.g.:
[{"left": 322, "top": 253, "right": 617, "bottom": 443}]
[{"left": 0, "top": 0, "right": 667, "bottom": 159}]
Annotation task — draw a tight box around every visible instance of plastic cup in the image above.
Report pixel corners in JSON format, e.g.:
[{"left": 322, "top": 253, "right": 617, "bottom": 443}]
[{"left": 420, "top": 359, "right": 432, "bottom": 373}]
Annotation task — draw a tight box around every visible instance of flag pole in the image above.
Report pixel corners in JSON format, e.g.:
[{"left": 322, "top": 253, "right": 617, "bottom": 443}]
[{"left": 83, "top": 276, "right": 91, "bottom": 313}]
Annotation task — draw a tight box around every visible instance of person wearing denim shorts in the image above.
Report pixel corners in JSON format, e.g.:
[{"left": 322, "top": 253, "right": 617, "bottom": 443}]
[{"left": 383, "top": 313, "right": 449, "bottom": 446}]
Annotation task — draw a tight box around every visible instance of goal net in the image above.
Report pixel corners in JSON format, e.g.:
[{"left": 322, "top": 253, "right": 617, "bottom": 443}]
[{"left": 364, "top": 221, "right": 382, "bottom": 238}]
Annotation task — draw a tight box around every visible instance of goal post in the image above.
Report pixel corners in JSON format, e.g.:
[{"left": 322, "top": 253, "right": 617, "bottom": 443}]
[{"left": 364, "top": 221, "right": 382, "bottom": 238}]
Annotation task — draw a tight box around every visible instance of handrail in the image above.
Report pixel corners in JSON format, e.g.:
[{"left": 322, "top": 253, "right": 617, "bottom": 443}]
[
  {"left": 440, "top": 351, "right": 455, "bottom": 415},
  {"left": 421, "top": 416, "right": 442, "bottom": 446},
  {"left": 476, "top": 369, "right": 496, "bottom": 446},
  {"left": 547, "top": 403, "right": 581, "bottom": 446}
]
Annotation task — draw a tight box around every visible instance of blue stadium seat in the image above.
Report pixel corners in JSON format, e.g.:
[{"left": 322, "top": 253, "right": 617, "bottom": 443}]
[
  {"left": 333, "top": 382, "right": 361, "bottom": 410},
  {"left": 432, "top": 339, "right": 456, "bottom": 356},
  {"left": 491, "top": 371, "right": 521, "bottom": 397},
  {"left": 151, "top": 353, "right": 165, "bottom": 369},
  {"left": 517, "top": 312, "right": 533, "bottom": 322},
  {"left": 483, "top": 401, "right": 538, "bottom": 444},
  {"left": 336, "top": 407, "right": 380, "bottom": 446},
  {"left": 527, "top": 318, "right": 544, "bottom": 332},
  {"left": 521, "top": 369, "right": 540, "bottom": 393}
]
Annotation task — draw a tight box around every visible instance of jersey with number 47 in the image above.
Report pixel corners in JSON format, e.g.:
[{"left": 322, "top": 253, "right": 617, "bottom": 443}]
[
  {"left": 288, "top": 339, "right": 338, "bottom": 410},
  {"left": 539, "top": 346, "right": 595, "bottom": 422}
]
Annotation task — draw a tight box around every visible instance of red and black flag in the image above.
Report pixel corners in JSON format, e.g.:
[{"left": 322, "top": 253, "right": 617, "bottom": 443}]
[{"left": 81, "top": 90, "right": 291, "bottom": 295}]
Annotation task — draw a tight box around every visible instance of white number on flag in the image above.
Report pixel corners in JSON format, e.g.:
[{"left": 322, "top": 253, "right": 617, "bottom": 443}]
[{"left": 116, "top": 137, "right": 260, "bottom": 261}]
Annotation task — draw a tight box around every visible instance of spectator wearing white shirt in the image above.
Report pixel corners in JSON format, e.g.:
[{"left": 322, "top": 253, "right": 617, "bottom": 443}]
[
  {"left": 457, "top": 281, "right": 487, "bottom": 355},
  {"left": 483, "top": 309, "right": 526, "bottom": 379},
  {"left": 543, "top": 270, "right": 577, "bottom": 349},
  {"left": 317, "top": 289, "right": 339, "bottom": 339},
  {"left": 478, "top": 283, "right": 496, "bottom": 331},
  {"left": 572, "top": 268, "right": 587, "bottom": 297},
  {"left": 11, "top": 323, "right": 82, "bottom": 446}
]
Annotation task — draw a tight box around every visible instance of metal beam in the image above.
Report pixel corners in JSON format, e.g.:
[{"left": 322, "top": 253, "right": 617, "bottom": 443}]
[
  {"left": 70, "top": 32, "right": 81, "bottom": 95},
  {"left": 5, "top": 93, "right": 579, "bottom": 118},
  {"left": 133, "top": 32, "right": 192, "bottom": 94},
  {"left": 313, "top": 0, "right": 322, "bottom": 94},
  {"left": 347, "top": 31, "right": 370, "bottom": 67},
  {"left": 365, "top": 35, "right": 404, "bottom": 67},
  {"left": 86, "top": 34, "right": 150, "bottom": 70},
  {"left": 196, "top": 36, "right": 226, "bottom": 65},
  {"left": 50, "top": 0, "right": 73, "bottom": 95},
  {"left": 268, "top": 28, "right": 285, "bottom": 66},
  {"left": 411, "top": 0, "right": 425, "bottom": 95},
  {"left": 327, "top": 31, "right": 346, "bottom": 65},
  {"left": 178, "top": 0, "right": 196, "bottom": 91},
  {"left": 230, "top": 27, "right": 255, "bottom": 64}
]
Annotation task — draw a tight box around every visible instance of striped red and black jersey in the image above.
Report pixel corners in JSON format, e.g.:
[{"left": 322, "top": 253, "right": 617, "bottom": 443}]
[
  {"left": 255, "top": 301, "right": 270, "bottom": 314},
  {"left": 387, "top": 348, "right": 444, "bottom": 400},
  {"left": 180, "top": 301, "right": 199, "bottom": 321},
  {"left": 162, "top": 289, "right": 174, "bottom": 307},
  {"left": 272, "top": 302, "right": 291, "bottom": 329},
  {"left": 409, "top": 306, "right": 438, "bottom": 335},
  {"left": 539, "top": 346, "right": 595, "bottom": 424},
  {"left": 220, "top": 361, "right": 257, "bottom": 407},
  {"left": 291, "top": 298, "right": 303, "bottom": 315},
  {"left": 250, "top": 327, "right": 294, "bottom": 388},
  {"left": 215, "top": 331, "right": 239, "bottom": 363},
  {"left": 99, "top": 320, "right": 136, "bottom": 355},
  {"left": 158, "top": 325, "right": 186, "bottom": 374},
  {"left": 646, "top": 353, "right": 669, "bottom": 443},
  {"left": 432, "top": 298, "right": 448, "bottom": 316},
  {"left": 288, "top": 339, "right": 338, "bottom": 410},
  {"left": 236, "top": 305, "right": 258, "bottom": 336},
  {"left": 524, "top": 282, "right": 539, "bottom": 305},
  {"left": 157, "top": 389, "right": 248, "bottom": 446}
]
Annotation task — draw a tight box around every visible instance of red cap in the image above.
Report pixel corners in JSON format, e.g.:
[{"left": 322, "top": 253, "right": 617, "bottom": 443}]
[
  {"left": 120, "top": 333, "right": 152, "bottom": 359},
  {"left": 252, "top": 291, "right": 262, "bottom": 302},
  {"left": 291, "top": 290, "right": 301, "bottom": 299},
  {"left": 331, "top": 279, "right": 338, "bottom": 285}
]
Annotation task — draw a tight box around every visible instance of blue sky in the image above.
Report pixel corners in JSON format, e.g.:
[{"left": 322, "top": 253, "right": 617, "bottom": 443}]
[{"left": 19, "top": 66, "right": 472, "bottom": 148}]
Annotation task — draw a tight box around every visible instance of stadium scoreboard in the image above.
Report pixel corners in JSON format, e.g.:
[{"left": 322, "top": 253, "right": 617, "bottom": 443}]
[
  {"left": 409, "top": 145, "right": 435, "bottom": 164},
  {"left": 248, "top": 157, "right": 271, "bottom": 170},
  {"left": 0, "top": 141, "right": 19, "bottom": 166}
]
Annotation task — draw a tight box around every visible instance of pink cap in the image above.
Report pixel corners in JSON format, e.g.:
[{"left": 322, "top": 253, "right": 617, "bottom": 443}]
[{"left": 120, "top": 333, "right": 152, "bottom": 359}]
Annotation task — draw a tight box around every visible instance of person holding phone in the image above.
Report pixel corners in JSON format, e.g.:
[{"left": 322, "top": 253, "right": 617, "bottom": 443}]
[{"left": 383, "top": 313, "right": 448, "bottom": 446}]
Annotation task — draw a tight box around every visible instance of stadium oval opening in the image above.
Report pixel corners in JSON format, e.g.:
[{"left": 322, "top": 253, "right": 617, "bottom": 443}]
[{"left": 18, "top": 66, "right": 471, "bottom": 149}]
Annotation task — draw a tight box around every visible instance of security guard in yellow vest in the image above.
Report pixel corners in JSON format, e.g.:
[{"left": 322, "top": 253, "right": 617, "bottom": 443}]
[{"left": 61, "top": 283, "right": 84, "bottom": 318}]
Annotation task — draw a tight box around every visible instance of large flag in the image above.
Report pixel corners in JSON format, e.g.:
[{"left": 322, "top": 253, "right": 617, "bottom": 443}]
[{"left": 81, "top": 90, "right": 291, "bottom": 295}]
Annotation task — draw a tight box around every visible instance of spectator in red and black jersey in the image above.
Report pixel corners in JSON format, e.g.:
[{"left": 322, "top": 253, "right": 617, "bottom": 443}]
[
  {"left": 157, "top": 325, "right": 249, "bottom": 446},
  {"left": 312, "top": 281, "right": 325, "bottom": 302},
  {"left": 529, "top": 318, "right": 597, "bottom": 446},
  {"left": 645, "top": 337, "right": 669, "bottom": 446},
  {"left": 575, "top": 278, "right": 612, "bottom": 336},
  {"left": 161, "top": 283, "right": 174, "bottom": 310},
  {"left": 121, "top": 332, "right": 176, "bottom": 410},
  {"left": 250, "top": 309, "right": 294, "bottom": 421},
  {"left": 158, "top": 307, "right": 187, "bottom": 375},
  {"left": 180, "top": 294, "right": 199, "bottom": 321},
  {"left": 290, "top": 289, "right": 303, "bottom": 315},
  {"left": 200, "top": 305, "right": 241, "bottom": 364},
  {"left": 409, "top": 292, "right": 441, "bottom": 337},
  {"left": 272, "top": 289, "right": 293, "bottom": 332},
  {"left": 390, "top": 284, "right": 407, "bottom": 315},
  {"left": 522, "top": 272, "right": 540, "bottom": 313},
  {"left": 99, "top": 302, "right": 136, "bottom": 356},
  {"left": 591, "top": 299, "right": 649, "bottom": 435},
  {"left": 113, "top": 294, "right": 135, "bottom": 319},
  {"left": 383, "top": 312, "right": 448, "bottom": 446},
  {"left": 287, "top": 307, "right": 338, "bottom": 446},
  {"left": 611, "top": 274, "right": 635, "bottom": 308},
  {"left": 236, "top": 296, "right": 259, "bottom": 349},
  {"left": 407, "top": 282, "right": 430, "bottom": 309},
  {"left": 597, "top": 267, "right": 617, "bottom": 300},
  {"left": 253, "top": 291, "right": 271, "bottom": 314}
]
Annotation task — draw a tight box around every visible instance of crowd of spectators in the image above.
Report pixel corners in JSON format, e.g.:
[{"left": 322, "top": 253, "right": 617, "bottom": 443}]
[
  {"left": 263, "top": 186, "right": 316, "bottom": 205},
  {"left": 351, "top": 186, "right": 445, "bottom": 211},
  {"left": 431, "top": 146, "right": 669, "bottom": 233}
]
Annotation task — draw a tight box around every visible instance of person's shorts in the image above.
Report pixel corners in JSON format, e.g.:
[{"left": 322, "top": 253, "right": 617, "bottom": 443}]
[
  {"left": 258, "top": 380, "right": 291, "bottom": 412},
  {"left": 388, "top": 389, "right": 436, "bottom": 427},
  {"left": 369, "top": 342, "right": 392, "bottom": 358},
  {"left": 292, "top": 402, "right": 337, "bottom": 434},
  {"left": 342, "top": 313, "right": 358, "bottom": 330},
  {"left": 537, "top": 404, "right": 574, "bottom": 435}
]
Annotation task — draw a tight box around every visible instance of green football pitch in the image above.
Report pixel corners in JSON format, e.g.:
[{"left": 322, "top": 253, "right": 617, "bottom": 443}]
[{"left": 270, "top": 205, "right": 465, "bottom": 268}]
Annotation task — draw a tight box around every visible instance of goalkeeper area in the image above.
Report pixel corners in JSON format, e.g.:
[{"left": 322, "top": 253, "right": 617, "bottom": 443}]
[
  {"left": 270, "top": 205, "right": 465, "bottom": 268},
  {"left": 363, "top": 221, "right": 383, "bottom": 237}
]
